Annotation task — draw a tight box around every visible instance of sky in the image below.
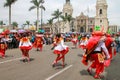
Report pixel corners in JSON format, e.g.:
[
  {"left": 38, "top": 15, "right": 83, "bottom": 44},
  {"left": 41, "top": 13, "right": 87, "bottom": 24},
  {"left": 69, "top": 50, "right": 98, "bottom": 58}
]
[{"left": 0, "top": 0, "right": 120, "bottom": 27}]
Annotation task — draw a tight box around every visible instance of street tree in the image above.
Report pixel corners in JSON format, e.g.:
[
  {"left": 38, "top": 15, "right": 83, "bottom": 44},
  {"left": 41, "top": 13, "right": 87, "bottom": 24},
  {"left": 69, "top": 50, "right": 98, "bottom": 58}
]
[{"left": 4, "top": 0, "right": 17, "bottom": 29}]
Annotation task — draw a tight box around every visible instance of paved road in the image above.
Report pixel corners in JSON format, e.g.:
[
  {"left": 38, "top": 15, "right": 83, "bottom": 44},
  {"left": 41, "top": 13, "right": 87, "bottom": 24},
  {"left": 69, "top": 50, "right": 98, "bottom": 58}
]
[{"left": 0, "top": 42, "right": 120, "bottom": 80}]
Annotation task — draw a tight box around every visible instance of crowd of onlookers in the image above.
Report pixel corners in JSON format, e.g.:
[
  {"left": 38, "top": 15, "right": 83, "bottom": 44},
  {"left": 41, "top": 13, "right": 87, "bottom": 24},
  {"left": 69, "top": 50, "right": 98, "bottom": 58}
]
[{"left": 1, "top": 31, "right": 120, "bottom": 52}]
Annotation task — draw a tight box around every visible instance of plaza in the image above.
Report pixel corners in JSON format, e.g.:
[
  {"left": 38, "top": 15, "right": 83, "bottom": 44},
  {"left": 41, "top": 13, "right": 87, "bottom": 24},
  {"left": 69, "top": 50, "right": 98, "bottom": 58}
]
[
  {"left": 0, "top": 43, "right": 120, "bottom": 80},
  {"left": 0, "top": 0, "right": 120, "bottom": 80}
]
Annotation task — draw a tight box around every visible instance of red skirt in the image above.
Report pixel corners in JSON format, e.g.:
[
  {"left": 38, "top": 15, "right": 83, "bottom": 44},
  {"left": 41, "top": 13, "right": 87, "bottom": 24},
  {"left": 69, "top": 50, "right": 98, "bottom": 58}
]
[
  {"left": 104, "top": 59, "right": 111, "bottom": 67},
  {"left": 71, "top": 40, "right": 77, "bottom": 45},
  {"left": 79, "top": 45, "right": 86, "bottom": 49},
  {"left": 20, "top": 46, "right": 32, "bottom": 50},
  {"left": 34, "top": 43, "right": 43, "bottom": 48},
  {"left": 0, "top": 50, "right": 5, "bottom": 56},
  {"left": 54, "top": 47, "right": 69, "bottom": 55}
]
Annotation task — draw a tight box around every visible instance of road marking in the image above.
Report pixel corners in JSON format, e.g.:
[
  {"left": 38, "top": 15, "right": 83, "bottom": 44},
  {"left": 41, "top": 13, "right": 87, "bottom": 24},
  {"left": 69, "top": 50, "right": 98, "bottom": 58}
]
[
  {"left": 45, "top": 65, "right": 73, "bottom": 80},
  {"left": 0, "top": 57, "right": 22, "bottom": 64}
]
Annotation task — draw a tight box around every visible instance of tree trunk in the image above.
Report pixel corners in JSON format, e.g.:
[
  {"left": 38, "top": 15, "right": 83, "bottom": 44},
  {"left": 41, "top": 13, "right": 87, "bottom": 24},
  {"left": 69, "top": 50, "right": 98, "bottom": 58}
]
[
  {"left": 41, "top": 8, "right": 43, "bottom": 29},
  {"left": 37, "top": 8, "right": 39, "bottom": 31},
  {"left": 57, "top": 18, "right": 60, "bottom": 33},
  {"left": 9, "top": 5, "right": 11, "bottom": 30},
  {"left": 51, "top": 25, "right": 53, "bottom": 33},
  {"left": 28, "top": 25, "right": 29, "bottom": 29}
]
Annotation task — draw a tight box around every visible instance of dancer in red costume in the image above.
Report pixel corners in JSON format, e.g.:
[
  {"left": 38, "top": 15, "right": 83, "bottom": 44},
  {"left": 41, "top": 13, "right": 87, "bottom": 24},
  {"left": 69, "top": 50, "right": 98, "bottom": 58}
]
[
  {"left": 33, "top": 34, "right": 44, "bottom": 51},
  {"left": 52, "top": 34, "right": 69, "bottom": 68},
  {"left": 82, "top": 29, "right": 110, "bottom": 79},
  {"left": 19, "top": 34, "right": 32, "bottom": 62},
  {"left": 79, "top": 35, "right": 88, "bottom": 51},
  {"left": 71, "top": 34, "right": 78, "bottom": 48},
  {"left": 105, "top": 33, "right": 116, "bottom": 60},
  {"left": 0, "top": 35, "right": 7, "bottom": 58}
]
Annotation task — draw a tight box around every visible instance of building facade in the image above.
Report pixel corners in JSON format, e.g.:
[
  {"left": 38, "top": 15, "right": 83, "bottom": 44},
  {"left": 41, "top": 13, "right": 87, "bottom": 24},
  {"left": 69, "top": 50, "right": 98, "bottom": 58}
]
[
  {"left": 95, "top": 0, "right": 109, "bottom": 32},
  {"left": 109, "top": 25, "right": 118, "bottom": 33},
  {"left": 45, "top": 0, "right": 118, "bottom": 33},
  {"left": 74, "top": 12, "right": 88, "bottom": 33}
]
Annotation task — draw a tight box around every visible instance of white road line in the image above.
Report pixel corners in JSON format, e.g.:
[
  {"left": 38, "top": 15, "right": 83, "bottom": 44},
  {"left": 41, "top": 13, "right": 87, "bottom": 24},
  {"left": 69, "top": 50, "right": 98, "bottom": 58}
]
[
  {"left": 45, "top": 65, "right": 73, "bottom": 80},
  {"left": 0, "top": 57, "right": 22, "bottom": 64}
]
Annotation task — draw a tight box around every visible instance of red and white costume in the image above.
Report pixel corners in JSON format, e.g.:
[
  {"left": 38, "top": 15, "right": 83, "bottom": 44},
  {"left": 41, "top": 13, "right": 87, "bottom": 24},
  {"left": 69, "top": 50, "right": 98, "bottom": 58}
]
[
  {"left": 52, "top": 38, "right": 69, "bottom": 68},
  {"left": 105, "top": 34, "right": 116, "bottom": 60},
  {"left": 19, "top": 37, "right": 32, "bottom": 61},
  {"left": 79, "top": 37, "right": 88, "bottom": 50},
  {"left": 33, "top": 35, "right": 44, "bottom": 51},
  {"left": 54, "top": 38, "right": 69, "bottom": 55},
  {"left": 81, "top": 32, "right": 110, "bottom": 79},
  {"left": 71, "top": 37, "right": 78, "bottom": 45},
  {"left": 0, "top": 38, "right": 7, "bottom": 58},
  {"left": 19, "top": 37, "right": 32, "bottom": 50}
]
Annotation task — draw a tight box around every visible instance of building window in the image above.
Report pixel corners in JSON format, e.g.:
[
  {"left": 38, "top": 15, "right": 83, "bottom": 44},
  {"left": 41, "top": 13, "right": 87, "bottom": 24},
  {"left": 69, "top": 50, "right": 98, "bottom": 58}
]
[
  {"left": 65, "top": 13, "right": 67, "bottom": 16},
  {"left": 90, "top": 28, "right": 93, "bottom": 32},
  {"left": 90, "top": 20, "right": 92, "bottom": 24},
  {"left": 80, "top": 27, "right": 84, "bottom": 32},
  {"left": 99, "top": 9, "right": 102, "bottom": 15},
  {"left": 100, "top": 20, "right": 102, "bottom": 23},
  {"left": 81, "top": 20, "right": 83, "bottom": 23}
]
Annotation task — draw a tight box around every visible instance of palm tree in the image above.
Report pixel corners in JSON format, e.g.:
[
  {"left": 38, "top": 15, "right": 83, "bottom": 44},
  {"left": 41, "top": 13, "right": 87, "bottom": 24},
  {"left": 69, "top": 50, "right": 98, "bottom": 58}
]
[
  {"left": 22, "top": 24, "right": 26, "bottom": 29},
  {"left": 25, "top": 21, "right": 31, "bottom": 29},
  {"left": 61, "top": 15, "right": 67, "bottom": 32},
  {"left": 12, "top": 21, "right": 18, "bottom": 29},
  {"left": 61, "top": 15, "right": 73, "bottom": 32},
  {"left": 66, "top": 15, "right": 73, "bottom": 32},
  {"left": 66, "top": 15, "right": 72, "bottom": 22},
  {"left": 29, "top": 0, "right": 45, "bottom": 31},
  {"left": 40, "top": 4, "right": 45, "bottom": 29},
  {"left": 34, "top": 20, "right": 37, "bottom": 27},
  {"left": 0, "top": 21, "right": 5, "bottom": 28},
  {"left": 52, "top": 9, "right": 62, "bottom": 33},
  {"left": 4, "top": 0, "right": 17, "bottom": 29},
  {"left": 48, "top": 18, "right": 53, "bottom": 33}
]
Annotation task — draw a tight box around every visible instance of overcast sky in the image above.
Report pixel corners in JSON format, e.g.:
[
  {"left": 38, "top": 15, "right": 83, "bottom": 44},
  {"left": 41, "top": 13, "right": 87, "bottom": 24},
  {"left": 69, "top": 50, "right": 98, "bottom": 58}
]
[{"left": 0, "top": 0, "right": 120, "bottom": 27}]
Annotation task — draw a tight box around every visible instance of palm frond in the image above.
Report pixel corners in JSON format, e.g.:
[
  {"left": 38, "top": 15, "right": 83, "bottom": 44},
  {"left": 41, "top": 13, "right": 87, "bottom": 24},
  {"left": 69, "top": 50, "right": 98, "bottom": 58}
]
[
  {"left": 40, "top": 5, "right": 45, "bottom": 11},
  {"left": 48, "top": 19, "right": 53, "bottom": 24},
  {"left": 0, "top": 21, "right": 4, "bottom": 25},
  {"left": 31, "top": 0, "right": 38, "bottom": 6},
  {"left": 4, "top": 0, "right": 17, "bottom": 7},
  {"left": 67, "top": 15, "right": 72, "bottom": 22},
  {"left": 39, "top": 0, "right": 44, "bottom": 4},
  {"left": 52, "top": 9, "right": 62, "bottom": 19},
  {"left": 12, "top": 21, "right": 18, "bottom": 27},
  {"left": 4, "top": 3, "right": 9, "bottom": 7},
  {"left": 26, "top": 21, "right": 30, "bottom": 25},
  {"left": 11, "top": 0, "right": 17, "bottom": 4},
  {"left": 29, "top": 6, "right": 36, "bottom": 11},
  {"left": 60, "top": 15, "right": 67, "bottom": 22}
]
